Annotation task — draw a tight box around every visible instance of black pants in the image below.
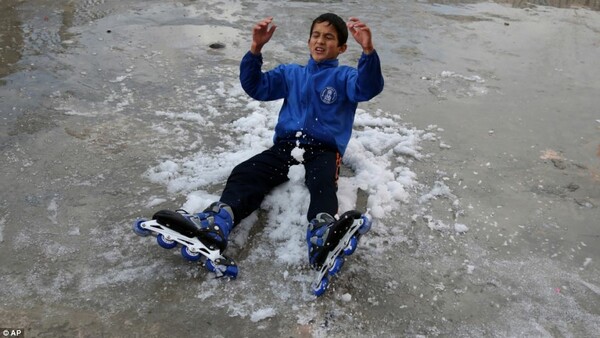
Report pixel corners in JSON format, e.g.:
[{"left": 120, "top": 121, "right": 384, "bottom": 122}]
[{"left": 220, "top": 142, "right": 341, "bottom": 225}]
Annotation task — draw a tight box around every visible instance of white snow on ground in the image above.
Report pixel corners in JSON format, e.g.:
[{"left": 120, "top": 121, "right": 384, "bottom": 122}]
[
  {"left": 250, "top": 307, "right": 277, "bottom": 322},
  {"left": 0, "top": 216, "right": 5, "bottom": 242},
  {"left": 143, "top": 63, "right": 440, "bottom": 263},
  {"left": 140, "top": 63, "right": 458, "bottom": 318}
]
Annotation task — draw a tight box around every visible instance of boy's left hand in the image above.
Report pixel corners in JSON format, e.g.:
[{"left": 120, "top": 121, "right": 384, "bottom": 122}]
[{"left": 347, "top": 17, "right": 375, "bottom": 54}]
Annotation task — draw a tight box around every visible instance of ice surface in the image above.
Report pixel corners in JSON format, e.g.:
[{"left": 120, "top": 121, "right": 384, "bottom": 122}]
[
  {"left": 2, "top": 0, "right": 599, "bottom": 337},
  {"left": 125, "top": 56, "right": 459, "bottom": 334}
]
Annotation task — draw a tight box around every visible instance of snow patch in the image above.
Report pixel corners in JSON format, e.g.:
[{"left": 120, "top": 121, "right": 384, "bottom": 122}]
[{"left": 250, "top": 307, "right": 277, "bottom": 322}]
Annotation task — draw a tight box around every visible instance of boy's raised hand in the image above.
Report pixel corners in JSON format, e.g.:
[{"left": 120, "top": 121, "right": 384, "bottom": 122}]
[
  {"left": 251, "top": 17, "right": 277, "bottom": 55},
  {"left": 347, "top": 17, "right": 374, "bottom": 54}
]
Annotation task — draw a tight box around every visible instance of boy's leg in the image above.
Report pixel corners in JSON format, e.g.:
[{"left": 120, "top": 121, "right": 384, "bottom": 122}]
[
  {"left": 303, "top": 147, "right": 341, "bottom": 221},
  {"left": 303, "top": 147, "right": 342, "bottom": 267},
  {"left": 220, "top": 143, "right": 294, "bottom": 224},
  {"left": 169, "top": 144, "right": 292, "bottom": 254}
]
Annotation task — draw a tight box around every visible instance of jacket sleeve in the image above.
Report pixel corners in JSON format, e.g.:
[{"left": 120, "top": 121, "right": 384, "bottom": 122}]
[
  {"left": 239, "top": 51, "right": 287, "bottom": 101},
  {"left": 347, "top": 51, "right": 385, "bottom": 102}
]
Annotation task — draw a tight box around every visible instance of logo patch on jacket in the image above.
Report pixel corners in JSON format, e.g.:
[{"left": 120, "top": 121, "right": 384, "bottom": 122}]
[{"left": 320, "top": 87, "right": 337, "bottom": 104}]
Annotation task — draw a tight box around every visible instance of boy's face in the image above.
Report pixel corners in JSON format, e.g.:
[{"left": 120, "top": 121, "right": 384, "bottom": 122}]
[{"left": 308, "top": 21, "right": 347, "bottom": 62}]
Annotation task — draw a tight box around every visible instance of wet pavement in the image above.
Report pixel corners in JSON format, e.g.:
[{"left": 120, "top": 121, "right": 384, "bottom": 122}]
[{"left": 1, "top": 0, "right": 599, "bottom": 337}]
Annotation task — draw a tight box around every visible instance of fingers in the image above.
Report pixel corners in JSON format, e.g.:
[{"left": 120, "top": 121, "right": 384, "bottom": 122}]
[
  {"left": 347, "top": 17, "right": 374, "bottom": 53},
  {"left": 254, "top": 16, "right": 277, "bottom": 33},
  {"left": 346, "top": 17, "right": 368, "bottom": 31},
  {"left": 251, "top": 17, "right": 276, "bottom": 54}
]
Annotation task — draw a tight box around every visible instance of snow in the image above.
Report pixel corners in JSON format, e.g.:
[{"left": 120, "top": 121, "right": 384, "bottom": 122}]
[
  {"left": 0, "top": 216, "right": 5, "bottom": 243},
  {"left": 419, "top": 181, "right": 455, "bottom": 204},
  {"left": 138, "top": 62, "right": 471, "bottom": 323},
  {"left": 250, "top": 307, "right": 277, "bottom": 322},
  {"left": 454, "top": 223, "right": 469, "bottom": 233},
  {"left": 143, "top": 77, "right": 449, "bottom": 267},
  {"left": 144, "top": 74, "right": 443, "bottom": 228},
  {"left": 145, "top": 197, "right": 167, "bottom": 208},
  {"left": 291, "top": 141, "right": 306, "bottom": 163}
]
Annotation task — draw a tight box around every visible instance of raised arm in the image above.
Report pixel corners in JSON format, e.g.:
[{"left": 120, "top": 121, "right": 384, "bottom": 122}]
[
  {"left": 241, "top": 17, "right": 286, "bottom": 101},
  {"left": 345, "top": 17, "right": 383, "bottom": 101}
]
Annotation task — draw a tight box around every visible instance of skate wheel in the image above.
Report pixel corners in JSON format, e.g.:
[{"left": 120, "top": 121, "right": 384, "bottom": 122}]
[
  {"left": 224, "top": 265, "right": 238, "bottom": 279},
  {"left": 313, "top": 277, "right": 329, "bottom": 297},
  {"left": 205, "top": 260, "right": 238, "bottom": 279},
  {"left": 358, "top": 215, "right": 371, "bottom": 235},
  {"left": 343, "top": 236, "right": 358, "bottom": 256},
  {"left": 132, "top": 219, "right": 151, "bottom": 237},
  {"left": 181, "top": 246, "right": 202, "bottom": 261},
  {"left": 157, "top": 234, "right": 177, "bottom": 249},
  {"left": 328, "top": 256, "right": 344, "bottom": 276},
  {"left": 205, "top": 259, "right": 216, "bottom": 272}
]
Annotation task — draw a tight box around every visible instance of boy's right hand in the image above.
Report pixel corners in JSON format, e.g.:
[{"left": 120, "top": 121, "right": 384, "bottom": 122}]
[{"left": 251, "top": 17, "right": 277, "bottom": 55}]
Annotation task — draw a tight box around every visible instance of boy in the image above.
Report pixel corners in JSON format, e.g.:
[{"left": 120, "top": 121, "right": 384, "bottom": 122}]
[{"left": 139, "top": 13, "right": 383, "bottom": 290}]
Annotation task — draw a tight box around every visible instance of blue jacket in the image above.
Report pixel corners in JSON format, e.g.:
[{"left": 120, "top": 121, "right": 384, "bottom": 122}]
[{"left": 240, "top": 51, "right": 384, "bottom": 155}]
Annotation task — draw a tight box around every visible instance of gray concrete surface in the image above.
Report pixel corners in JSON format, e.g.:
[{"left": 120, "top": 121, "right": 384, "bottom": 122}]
[{"left": 1, "top": 0, "right": 599, "bottom": 337}]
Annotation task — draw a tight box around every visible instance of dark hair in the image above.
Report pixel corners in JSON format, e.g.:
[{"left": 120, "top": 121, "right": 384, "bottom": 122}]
[{"left": 310, "top": 13, "right": 348, "bottom": 46}]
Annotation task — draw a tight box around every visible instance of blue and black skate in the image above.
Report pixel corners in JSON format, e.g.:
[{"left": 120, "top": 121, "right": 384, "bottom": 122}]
[
  {"left": 307, "top": 210, "right": 372, "bottom": 296},
  {"left": 132, "top": 202, "right": 238, "bottom": 278}
]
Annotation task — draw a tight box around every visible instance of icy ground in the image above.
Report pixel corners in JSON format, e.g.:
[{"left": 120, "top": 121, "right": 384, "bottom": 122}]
[{"left": 0, "top": 0, "right": 599, "bottom": 337}]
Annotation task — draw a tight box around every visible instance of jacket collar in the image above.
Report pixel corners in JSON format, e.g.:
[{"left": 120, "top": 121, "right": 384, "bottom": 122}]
[{"left": 307, "top": 56, "right": 339, "bottom": 72}]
